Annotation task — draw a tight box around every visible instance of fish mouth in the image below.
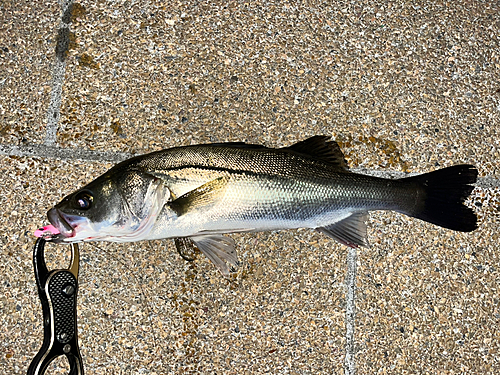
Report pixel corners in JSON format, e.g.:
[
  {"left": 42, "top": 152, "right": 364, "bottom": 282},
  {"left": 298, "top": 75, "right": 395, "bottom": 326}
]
[{"left": 47, "top": 208, "right": 75, "bottom": 242}]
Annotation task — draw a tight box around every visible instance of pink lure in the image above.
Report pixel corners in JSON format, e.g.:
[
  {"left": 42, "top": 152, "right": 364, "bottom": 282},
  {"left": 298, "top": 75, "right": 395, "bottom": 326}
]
[{"left": 34, "top": 225, "right": 60, "bottom": 238}]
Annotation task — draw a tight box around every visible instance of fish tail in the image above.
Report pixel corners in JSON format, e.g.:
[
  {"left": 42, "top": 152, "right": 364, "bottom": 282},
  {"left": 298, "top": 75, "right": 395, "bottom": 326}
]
[{"left": 401, "top": 164, "right": 478, "bottom": 232}]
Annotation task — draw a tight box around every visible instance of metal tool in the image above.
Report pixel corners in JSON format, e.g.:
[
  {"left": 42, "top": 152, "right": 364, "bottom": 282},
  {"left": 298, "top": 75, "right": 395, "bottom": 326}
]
[{"left": 27, "top": 238, "right": 83, "bottom": 375}]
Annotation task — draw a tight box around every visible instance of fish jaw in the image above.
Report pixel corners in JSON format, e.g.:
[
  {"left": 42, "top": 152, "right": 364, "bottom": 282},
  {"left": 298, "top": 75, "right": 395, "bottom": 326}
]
[
  {"left": 47, "top": 207, "right": 76, "bottom": 239},
  {"left": 47, "top": 206, "right": 130, "bottom": 243},
  {"left": 47, "top": 207, "right": 100, "bottom": 243}
]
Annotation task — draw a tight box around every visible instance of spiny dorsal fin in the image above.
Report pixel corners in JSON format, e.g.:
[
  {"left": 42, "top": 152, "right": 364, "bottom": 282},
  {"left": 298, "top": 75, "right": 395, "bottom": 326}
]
[{"left": 285, "top": 135, "right": 349, "bottom": 170}]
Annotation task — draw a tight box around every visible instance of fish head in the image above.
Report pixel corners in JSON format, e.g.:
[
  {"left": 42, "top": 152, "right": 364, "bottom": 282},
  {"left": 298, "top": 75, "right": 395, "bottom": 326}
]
[{"left": 48, "top": 168, "right": 170, "bottom": 243}]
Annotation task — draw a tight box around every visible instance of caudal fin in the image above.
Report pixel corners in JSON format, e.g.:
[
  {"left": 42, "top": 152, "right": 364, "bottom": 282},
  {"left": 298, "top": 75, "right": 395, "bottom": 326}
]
[{"left": 402, "top": 164, "right": 478, "bottom": 232}]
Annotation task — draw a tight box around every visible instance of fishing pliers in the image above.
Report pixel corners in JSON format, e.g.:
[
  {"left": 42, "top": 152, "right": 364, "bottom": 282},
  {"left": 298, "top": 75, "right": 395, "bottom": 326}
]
[{"left": 27, "top": 238, "right": 83, "bottom": 375}]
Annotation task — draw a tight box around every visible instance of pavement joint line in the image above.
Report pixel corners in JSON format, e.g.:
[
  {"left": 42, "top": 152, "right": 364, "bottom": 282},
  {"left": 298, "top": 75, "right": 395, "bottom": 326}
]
[
  {"left": 1, "top": 143, "right": 498, "bottom": 188},
  {"left": 344, "top": 247, "right": 357, "bottom": 375},
  {"left": 43, "top": 0, "right": 74, "bottom": 146},
  {"left": 0, "top": 143, "right": 132, "bottom": 164}
]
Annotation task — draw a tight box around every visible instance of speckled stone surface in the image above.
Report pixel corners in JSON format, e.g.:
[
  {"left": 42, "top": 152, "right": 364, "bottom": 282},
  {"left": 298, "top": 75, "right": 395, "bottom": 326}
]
[
  {"left": 1, "top": 0, "right": 499, "bottom": 374},
  {"left": 0, "top": 1, "right": 60, "bottom": 145}
]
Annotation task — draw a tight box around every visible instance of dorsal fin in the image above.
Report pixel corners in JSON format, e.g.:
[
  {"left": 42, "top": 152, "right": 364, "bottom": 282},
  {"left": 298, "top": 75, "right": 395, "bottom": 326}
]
[{"left": 285, "top": 135, "right": 349, "bottom": 170}]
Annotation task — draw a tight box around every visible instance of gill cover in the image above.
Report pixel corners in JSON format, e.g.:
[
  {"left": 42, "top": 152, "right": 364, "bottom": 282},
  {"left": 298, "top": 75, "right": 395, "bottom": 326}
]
[{"left": 97, "top": 173, "right": 170, "bottom": 241}]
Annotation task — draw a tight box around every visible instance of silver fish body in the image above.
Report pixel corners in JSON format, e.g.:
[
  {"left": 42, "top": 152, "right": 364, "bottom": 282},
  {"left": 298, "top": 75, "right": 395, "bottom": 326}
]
[{"left": 47, "top": 136, "right": 478, "bottom": 275}]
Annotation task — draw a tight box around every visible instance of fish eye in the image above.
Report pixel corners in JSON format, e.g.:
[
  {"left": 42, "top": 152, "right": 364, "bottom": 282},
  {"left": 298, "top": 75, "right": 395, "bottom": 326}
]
[{"left": 74, "top": 191, "right": 93, "bottom": 210}]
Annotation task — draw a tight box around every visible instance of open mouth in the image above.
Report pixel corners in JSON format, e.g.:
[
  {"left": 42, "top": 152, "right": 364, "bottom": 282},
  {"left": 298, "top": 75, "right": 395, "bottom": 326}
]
[{"left": 47, "top": 208, "right": 75, "bottom": 242}]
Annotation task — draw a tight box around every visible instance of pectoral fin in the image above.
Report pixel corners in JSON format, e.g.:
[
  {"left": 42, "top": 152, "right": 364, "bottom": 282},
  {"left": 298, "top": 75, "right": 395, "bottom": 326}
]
[
  {"left": 317, "top": 212, "right": 369, "bottom": 248},
  {"left": 169, "top": 176, "right": 229, "bottom": 216},
  {"left": 190, "top": 235, "right": 239, "bottom": 277}
]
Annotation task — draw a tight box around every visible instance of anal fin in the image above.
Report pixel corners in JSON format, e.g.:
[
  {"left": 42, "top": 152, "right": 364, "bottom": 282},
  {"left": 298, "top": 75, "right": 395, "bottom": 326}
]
[{"left": 317, "top": 212, "right": 369, "bottom": 248}]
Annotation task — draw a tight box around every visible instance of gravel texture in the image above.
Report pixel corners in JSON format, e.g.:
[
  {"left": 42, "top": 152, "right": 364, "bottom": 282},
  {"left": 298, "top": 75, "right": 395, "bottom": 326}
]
[{"left": 0, "top": 0, "right": 499, "bottom": 374}]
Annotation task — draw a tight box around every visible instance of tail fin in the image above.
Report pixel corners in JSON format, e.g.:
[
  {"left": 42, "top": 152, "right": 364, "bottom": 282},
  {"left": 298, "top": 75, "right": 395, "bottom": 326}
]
[{"left": 401, "top": 164, "right": 478, "bottom": 232}]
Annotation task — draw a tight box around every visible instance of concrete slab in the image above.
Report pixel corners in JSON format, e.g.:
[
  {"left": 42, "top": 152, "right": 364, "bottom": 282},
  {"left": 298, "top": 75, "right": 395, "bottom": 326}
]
[
  {"left": 0, "top": 0, "right": 499, "bottom": 374},
  {"left": 0, "top": 1, "right": 60, "bottom": 145}
]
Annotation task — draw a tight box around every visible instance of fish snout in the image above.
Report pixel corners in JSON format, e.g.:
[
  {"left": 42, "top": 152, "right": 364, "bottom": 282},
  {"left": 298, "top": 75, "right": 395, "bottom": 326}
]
[{"left": 47, "top": 208, "right": 75, "bottom": 239}]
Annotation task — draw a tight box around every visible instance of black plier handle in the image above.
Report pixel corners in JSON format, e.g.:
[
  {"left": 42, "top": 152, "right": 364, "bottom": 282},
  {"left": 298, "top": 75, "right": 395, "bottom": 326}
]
[{"left": 27, "top": 238, "right": 83, "bottom": 375}]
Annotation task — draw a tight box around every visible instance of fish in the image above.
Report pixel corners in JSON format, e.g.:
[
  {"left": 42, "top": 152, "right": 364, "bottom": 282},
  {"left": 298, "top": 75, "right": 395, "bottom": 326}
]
[{"left": 39, "top": 136, "right": 478, "bottom": 276}]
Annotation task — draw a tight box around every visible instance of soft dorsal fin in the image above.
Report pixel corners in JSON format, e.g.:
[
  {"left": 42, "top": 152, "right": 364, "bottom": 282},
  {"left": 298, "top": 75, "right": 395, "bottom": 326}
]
[{"left": 285, "top": 135, "right": 349, "bottom": 170}]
